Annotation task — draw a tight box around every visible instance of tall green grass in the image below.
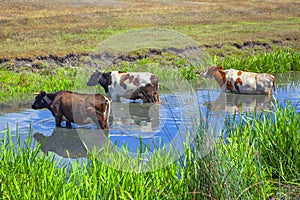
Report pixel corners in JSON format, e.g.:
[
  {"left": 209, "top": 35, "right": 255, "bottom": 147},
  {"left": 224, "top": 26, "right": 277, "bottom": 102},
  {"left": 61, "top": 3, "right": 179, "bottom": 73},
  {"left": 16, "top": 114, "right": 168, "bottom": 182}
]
[
  {"left": 1, "top": 103, "right": 299, "bottom": 199},
  {"left": 0, "top": 126, "right": 73, "bottom": 199},
  {"left": 0, "top": 126, "right": 192, "bottom": 199},
  {"left": 0, "top": 67, "right": 76, "bottom": 102},
  {"left": 189, "top": 102, "right": 300, "bottom": 199},
  {"left": 219, "top": 48, "right": 300, "bottom": 73}
]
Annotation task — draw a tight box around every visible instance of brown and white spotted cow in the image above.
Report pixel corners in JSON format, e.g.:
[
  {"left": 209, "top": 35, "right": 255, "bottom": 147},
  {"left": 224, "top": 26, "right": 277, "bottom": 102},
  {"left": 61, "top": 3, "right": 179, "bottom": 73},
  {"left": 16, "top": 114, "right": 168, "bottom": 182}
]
[
  {"left": 87, "top": 71, "right": 161, "bottom": 104},
  {"left": 203, "top": 66, "right": 276, "bottom": 95}
]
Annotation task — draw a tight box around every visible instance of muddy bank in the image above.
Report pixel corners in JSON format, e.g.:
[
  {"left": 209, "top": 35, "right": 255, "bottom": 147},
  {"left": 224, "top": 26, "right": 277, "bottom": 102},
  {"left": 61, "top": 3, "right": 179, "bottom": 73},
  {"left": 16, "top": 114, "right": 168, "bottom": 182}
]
[
  {"left": 0, "top": 40, "right": 292, "bottom": 73},
  {"left": 0, "top": 46, "right": 205, "bottom": 72}
]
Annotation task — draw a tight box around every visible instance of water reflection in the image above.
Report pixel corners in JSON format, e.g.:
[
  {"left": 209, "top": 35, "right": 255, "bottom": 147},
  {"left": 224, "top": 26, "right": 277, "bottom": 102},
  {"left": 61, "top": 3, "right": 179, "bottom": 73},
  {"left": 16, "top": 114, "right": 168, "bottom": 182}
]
[
  {"left": 110, "top": 102, "right": 161, "bottom": 137},
  {"left": 33, "top": 128, "right": 108, "bottom": 158},
  {"left": 0, "top": 102, "right": 32, "bottom": 115},
  {"left": 207, "top": 92, "right": 274, "bottom": 113}
]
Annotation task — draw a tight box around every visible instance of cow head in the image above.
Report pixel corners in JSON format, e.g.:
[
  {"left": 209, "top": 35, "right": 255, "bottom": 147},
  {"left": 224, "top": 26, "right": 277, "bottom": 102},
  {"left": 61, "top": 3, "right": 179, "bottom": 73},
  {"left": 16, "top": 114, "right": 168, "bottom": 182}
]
[
  {"left": 203, "top": 66, "right": 222, "bottom": 78},
  {"left": 31, "top": 91, "right": 52, "bottom": 109},
  {"left": 87, "top": 71, "right": 112, "bottom": 93},
  {"left": 203, "top": 66, "right": 227, "bottom": 89}
]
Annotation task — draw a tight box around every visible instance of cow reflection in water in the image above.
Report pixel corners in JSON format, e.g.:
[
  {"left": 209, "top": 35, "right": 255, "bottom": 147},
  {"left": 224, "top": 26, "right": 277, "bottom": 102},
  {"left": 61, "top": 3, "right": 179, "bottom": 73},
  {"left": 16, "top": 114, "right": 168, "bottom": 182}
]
[
  {"left": 111, "top": 102, "right": 160, "bottom": 134},
  {"left": 33, "top": 128, "right": 108, "bottom": 158},
  {"left": 208, "top": 92, "right": 274, "bottom": 113}
]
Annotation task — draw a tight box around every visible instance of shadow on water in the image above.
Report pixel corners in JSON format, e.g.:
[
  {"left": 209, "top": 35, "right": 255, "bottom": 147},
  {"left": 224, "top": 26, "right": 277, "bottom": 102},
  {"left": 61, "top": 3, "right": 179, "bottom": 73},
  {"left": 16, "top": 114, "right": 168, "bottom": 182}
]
[{"left": 33, "top": 128, "right": 109, "bottom": 158}]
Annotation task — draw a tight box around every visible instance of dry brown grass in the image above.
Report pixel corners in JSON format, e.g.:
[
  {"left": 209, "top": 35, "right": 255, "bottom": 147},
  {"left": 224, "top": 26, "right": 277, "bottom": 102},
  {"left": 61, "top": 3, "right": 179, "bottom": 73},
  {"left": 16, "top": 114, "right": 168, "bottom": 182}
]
[{"left": 0, "top": 0, "right": 299, "bottom": 58}]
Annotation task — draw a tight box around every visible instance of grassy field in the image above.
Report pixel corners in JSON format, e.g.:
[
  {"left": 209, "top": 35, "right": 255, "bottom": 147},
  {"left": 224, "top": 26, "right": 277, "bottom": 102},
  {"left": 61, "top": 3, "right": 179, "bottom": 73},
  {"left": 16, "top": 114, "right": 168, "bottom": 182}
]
[{"left": 0, "top": 0, "right": 299, "bottom": 58}]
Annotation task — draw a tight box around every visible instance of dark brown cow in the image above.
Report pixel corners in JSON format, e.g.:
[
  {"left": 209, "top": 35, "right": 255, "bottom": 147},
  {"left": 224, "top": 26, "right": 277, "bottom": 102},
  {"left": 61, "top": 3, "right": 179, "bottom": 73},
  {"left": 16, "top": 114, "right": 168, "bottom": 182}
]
[
  {"left": 87, "top": 71, "right": 161, "bottom": 104},
  {"left": 31, "top": 91, "right": 111, "bottom": 129}
]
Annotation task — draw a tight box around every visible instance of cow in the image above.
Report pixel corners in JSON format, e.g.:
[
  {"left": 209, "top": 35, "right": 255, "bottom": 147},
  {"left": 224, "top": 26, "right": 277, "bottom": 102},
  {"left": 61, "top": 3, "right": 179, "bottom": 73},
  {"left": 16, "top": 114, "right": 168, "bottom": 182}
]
[
  {"left": 86, "top": 71, "right": 161, "bottom": 104},
  {"left": 203, "top": 66, "right": 276, "bottom": 95},
  {"left": 31, "top": 91, "right": 111, "bottom": 129}
]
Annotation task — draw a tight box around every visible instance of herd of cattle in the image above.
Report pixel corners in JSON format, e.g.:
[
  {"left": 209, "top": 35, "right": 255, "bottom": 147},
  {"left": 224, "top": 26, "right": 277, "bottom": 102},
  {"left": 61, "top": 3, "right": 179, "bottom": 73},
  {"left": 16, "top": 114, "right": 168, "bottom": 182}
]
[{"left": 31, "top": 67, "right": 276, "bottom": 130}]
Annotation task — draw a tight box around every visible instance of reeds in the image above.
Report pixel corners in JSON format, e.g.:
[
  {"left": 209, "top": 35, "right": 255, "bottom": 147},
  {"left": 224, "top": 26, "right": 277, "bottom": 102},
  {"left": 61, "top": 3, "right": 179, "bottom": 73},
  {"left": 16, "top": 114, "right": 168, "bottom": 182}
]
[
  {"left": 1, "top": 103, "right": 299, "bottom": 199},
  {"left": 191, "top": 102, "right": 300, "bottom": 199},
  {"left": 219, "top": 48, "right": 300, "bottom": 73}
]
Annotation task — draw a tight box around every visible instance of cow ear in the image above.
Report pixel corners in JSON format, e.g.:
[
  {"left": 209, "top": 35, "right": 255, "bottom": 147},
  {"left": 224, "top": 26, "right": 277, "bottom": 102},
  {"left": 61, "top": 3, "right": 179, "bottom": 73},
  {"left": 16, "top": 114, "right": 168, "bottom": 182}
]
[
  {"left": 217, "top": 66, "right": 223, "bottom": 70},
  {"left": 97, "top": 72, "right": 105, "bottom": 83},
  {"left": 92, "top": 70, "right": 102, "bottom": 83},
  {"left": 40, "top": 91, "right": 46, "bottom": 97}
]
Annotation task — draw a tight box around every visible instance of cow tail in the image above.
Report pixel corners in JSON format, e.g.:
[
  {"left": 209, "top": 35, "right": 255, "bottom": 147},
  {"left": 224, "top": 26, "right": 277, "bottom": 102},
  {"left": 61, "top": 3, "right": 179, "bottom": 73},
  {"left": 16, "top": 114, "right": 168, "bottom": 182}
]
[
  {"left": 101, "top": 95, "right": 111, "bottom": 129},
  {"left": 271, "top": 75, "right": 276, "bottom": 93},
  {"left": 106, "top": 97, "right": 111, "bottom": 122}
]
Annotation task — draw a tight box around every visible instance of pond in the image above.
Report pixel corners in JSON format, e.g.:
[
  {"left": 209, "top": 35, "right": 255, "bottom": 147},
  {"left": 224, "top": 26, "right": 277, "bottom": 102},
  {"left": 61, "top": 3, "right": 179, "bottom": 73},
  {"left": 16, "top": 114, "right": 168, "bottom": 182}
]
[{"left": 0, "top": 72, "right": 299, "bottom": 167}]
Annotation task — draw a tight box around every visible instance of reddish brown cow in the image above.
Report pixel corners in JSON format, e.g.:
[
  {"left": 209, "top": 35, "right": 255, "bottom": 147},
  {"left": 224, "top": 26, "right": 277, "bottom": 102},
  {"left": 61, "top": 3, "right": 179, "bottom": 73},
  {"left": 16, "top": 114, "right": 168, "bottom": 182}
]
[{"left": 32, "top": 91, "right": 111, "bottom": 129}]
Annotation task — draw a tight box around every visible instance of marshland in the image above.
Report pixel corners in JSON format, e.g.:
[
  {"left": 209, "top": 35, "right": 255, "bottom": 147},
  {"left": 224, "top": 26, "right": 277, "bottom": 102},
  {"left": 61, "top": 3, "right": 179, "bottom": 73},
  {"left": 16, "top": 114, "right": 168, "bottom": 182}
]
[{"left": 1, "top": 0, "right": 300, "bottom": 199}]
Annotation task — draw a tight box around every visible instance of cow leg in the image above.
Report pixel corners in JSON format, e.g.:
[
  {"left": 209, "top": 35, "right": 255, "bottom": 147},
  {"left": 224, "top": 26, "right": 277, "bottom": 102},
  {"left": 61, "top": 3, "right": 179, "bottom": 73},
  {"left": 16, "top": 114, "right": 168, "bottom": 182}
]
[
  {"left": 50, "top": 100, "right": 64, "bottom": 127},
  {"left": 134, "top": 84, "right": 159, "bottom": 103},
  {"left": 98, "top": 117, "right": 109, "bottom": 129},
  {"left": 129, "top": 89, "right": 141, "bottom": 101},
  {"left": 96, "top": 110, "right": 109, "bottom": 130},
  {"left": 152, "top": 83, "right": 161, "bottom": 104},
  {"left": 54, "top": 114, "right": 63, "bottom": 127},
  {"left": 87, "top": 107, "right": 109, "bottom": 130},
  {"left": 65, "top": 120, "right": 72, "bottom": 128},
  {"left": 145, "top": 84, "right": 159, "bottom": 103}
]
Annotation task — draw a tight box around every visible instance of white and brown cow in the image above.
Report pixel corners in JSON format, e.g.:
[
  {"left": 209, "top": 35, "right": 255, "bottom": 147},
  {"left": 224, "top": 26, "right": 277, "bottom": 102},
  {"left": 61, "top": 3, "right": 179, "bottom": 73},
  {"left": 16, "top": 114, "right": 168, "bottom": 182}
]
[
  {"left": 87, "top": 71, "right": 161, "bottom": 104},
  {"left": 203, "top": 66, "right": 276, "bottom": 95}
]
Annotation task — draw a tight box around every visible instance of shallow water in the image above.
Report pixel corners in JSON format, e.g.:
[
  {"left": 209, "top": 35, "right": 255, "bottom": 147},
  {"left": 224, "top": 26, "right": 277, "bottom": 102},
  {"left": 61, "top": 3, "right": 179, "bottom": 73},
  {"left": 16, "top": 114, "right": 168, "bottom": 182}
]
[{"left": 0, "top": 72, "right": 299, "bottom": 165}]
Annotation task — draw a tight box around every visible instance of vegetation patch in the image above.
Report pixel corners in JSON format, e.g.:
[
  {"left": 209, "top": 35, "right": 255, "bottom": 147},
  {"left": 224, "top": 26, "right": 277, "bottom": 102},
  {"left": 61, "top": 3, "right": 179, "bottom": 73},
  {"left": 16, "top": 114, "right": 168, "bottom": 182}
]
[
  {"left": 219, "top": 48, "right": 300, "bottom": 73},
  {"left": 1, "top": 103, "right": 299, "bottom": 199}
]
